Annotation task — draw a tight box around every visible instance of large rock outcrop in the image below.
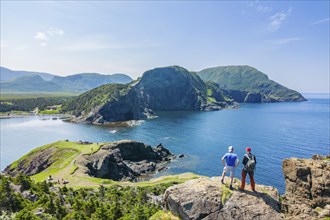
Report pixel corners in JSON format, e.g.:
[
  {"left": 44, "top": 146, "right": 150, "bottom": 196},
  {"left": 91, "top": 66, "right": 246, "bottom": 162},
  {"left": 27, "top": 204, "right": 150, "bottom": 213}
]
[
  {"left": 63, "top": 66, "right": 235, "bottom": 123},
  {"left": 79, "top": 140, "right": 176, "bottom": 181},
  {"left": 164, "top": 155, "right": 330, "bottom": 220},
  {"left": 4, "top": 140, "right": 178, "bottom": 182},
  {"left": 164, "top": 177, "right": 284, "bottom": 220},
  {"left": 281, "top": 155, "right": 330, "bottom": 219},
  {"left": 133, "top": 66, "right": 208, "bottom": 111}
]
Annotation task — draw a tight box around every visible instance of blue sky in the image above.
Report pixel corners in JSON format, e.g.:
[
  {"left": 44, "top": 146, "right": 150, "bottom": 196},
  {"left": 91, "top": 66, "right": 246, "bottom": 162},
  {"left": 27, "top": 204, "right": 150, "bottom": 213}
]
[{"left": 1, "top": 1, "right": 329, "bottom": 93}]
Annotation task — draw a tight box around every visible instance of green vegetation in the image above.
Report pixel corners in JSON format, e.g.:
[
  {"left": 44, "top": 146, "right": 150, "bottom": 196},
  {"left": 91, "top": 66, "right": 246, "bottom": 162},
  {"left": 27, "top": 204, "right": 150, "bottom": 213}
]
[
  {"left": 221, "top": 184, "right": 233, "bottom": 204},
  {"left": 207, "top": 97, "right": 217, "bottom": 103},
  {"left": 61, "top": 83, "right": 131, "bottom": 116},
  {"left": 150, "top": 210, "right": 180, "bottom": 220},
  {"left": 8, "top": 141, "right": 102, "bottom": 184},
  {"left": 40, "top": 105, "right": 61, "bottom": 114},
  {"left": 0, "top": 174, "right": 177, "bottom": 219},
  {"left": 0, "top": 95, "right": 75, "bottom": 113},
  {"left": 207, "top": 89, "right": 212, "bottom": 96},
  {"left": 198, "top": 65, "right": 306, "bottom": 101}
]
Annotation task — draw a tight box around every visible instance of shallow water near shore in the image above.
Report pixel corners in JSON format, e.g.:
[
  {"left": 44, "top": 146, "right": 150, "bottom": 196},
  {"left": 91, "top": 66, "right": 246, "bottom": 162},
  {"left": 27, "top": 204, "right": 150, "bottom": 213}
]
[{"left": 1, "top": 93, "right": 329, "bottom": 194}]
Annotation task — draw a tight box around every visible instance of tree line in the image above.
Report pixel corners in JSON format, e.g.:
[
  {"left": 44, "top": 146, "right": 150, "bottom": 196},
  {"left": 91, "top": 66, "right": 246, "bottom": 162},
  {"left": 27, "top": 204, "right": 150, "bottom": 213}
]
[
  {"left": 0, "top": 174, "right": 174, "bottom": 219},
  {"left": 0, "top": 97, "right": 73, "bottom": 113}
]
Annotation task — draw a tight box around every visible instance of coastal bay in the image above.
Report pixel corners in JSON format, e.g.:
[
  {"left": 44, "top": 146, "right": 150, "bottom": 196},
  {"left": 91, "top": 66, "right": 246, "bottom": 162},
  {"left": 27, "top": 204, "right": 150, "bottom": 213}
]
[{"left": 1, "top": 94, "right": 329, "bottom": 194}]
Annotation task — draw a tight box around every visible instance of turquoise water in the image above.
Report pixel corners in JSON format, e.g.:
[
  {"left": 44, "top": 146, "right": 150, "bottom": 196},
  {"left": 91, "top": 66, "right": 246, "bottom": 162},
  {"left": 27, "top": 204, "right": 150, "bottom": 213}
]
[{"left": 1, "top": 94, "right": 329, "bottom": 194}]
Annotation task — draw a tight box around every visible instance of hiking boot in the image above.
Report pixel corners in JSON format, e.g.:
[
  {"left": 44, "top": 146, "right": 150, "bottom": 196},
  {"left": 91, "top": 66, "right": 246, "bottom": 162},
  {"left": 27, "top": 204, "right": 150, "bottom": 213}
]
[
  {"left": 238, "top": 188, "right": 244, "bottom": 192},
  {"left": 229, "top": 185, "right": 234, "bottom": 190}
]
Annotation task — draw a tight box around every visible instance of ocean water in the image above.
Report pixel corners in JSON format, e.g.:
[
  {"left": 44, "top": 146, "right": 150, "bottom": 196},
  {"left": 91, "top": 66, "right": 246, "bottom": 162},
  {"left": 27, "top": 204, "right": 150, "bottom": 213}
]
[{"left": 1, "top": 93, "right": 329, "bottom": 194}]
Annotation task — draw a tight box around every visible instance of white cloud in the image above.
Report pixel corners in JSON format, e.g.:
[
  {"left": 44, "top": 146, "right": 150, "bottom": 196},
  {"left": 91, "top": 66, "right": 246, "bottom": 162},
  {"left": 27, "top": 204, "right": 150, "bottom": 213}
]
[
  {"left": 269, "top": 37, "right": 302, "bottom": 45},
  {"left": 34, "top": 27, "right": 64, "bottom": 46},
  {"left": 35, "top": 32, "right": 48, "bottom": 41},
  {"left": 310, "top": 18, "right": 330, "bottom": 25},
  {"left": 267, "top": 8, "right": 292, "bottom": 32},
  {"left": 46, "top": 27, "right": 64, "bottom": 36},
  {"left": 247, "top": 1, "right": 272, "bottom": 14}
]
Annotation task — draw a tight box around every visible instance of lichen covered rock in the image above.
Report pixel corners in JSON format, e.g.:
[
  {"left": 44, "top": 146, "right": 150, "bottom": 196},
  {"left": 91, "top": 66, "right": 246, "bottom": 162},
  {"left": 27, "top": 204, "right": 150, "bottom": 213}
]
[{"left": 164, "top": 177, "right": 284, "bottom": 220}]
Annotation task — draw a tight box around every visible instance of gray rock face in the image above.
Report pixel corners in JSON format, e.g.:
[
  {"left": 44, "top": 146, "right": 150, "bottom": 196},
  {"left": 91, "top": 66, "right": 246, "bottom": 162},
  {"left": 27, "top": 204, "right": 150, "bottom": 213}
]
[
  {"left": 244, "top": 92, "right": 262, "bottom": 103},
  {"left": 81, "top": 140, "right": 176, "bottom": 181},
  {"left": 134, "top": 66, "right": 207, "bottom": 111},
  {"left": 281, "top": 155, "right": 330, "bottom": 220},
  {"left": 96, "top": 89, "right": 153, "bottom": 122},
  {"left": 164, "top": 177, "right": 284, "bottom": 220},
  {"left": 221, "top": 90, "right": 263, "bottom": 103}
]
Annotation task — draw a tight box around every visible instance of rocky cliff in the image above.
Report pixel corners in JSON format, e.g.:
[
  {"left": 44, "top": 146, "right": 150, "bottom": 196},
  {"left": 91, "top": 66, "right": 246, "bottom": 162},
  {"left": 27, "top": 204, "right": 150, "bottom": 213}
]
[
  {"left": 163, "top": 155, "right": 330, "bottom": 220},
  {"left": 80, "top": 140, "right": 176, "bottom": 181},
  {"left": 63, "top": 66, "right": 236, "bottom": 124},
  {"left": 282, "top": 155, "right": 330, "bottom": 219}
]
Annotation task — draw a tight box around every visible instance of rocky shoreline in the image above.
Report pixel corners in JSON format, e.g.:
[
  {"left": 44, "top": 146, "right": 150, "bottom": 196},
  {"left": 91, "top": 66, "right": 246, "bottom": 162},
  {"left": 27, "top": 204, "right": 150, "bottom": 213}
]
[{"left": 4, "top": 140, "right": 183, "bottom": 183}]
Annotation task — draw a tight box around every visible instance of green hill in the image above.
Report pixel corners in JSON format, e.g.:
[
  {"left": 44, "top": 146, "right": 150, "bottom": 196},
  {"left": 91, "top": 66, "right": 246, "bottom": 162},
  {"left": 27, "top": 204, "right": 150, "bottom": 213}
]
[
  {"left": 50, "top": 73, "right": 132, "bottom": 92},
  {"left": 198, "top": 66, "right": 306, "bottom": 102},
  {"left": 0, "top": 75, "right": 62, "bottom": 92},
  {"left": 0, "top": 66, "right": 55, "bottom": 81}
]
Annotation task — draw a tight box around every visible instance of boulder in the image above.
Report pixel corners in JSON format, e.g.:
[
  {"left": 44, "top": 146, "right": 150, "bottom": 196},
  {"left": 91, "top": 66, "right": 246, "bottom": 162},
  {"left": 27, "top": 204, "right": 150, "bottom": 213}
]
[{"left": 164, "top": 177, "right": 284, "bottom": 220}]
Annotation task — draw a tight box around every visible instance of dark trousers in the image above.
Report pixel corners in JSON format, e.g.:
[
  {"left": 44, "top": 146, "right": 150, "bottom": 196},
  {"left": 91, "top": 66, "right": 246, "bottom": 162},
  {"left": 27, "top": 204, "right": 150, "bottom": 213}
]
[{"left": 240, "top": 170, "right": 255, "bottom": 191}]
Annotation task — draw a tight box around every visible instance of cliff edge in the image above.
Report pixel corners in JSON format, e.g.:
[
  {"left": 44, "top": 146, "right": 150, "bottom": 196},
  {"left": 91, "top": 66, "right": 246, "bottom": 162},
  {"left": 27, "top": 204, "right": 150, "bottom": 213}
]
[{"left": 164, "top": 155, "right": 330, "bottom": 220}]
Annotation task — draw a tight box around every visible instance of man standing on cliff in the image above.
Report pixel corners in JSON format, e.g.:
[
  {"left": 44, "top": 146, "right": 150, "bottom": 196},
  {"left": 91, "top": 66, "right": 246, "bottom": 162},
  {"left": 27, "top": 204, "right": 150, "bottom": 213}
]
[
  {"left": 239, "top": 147, "right": 257, "bottom": 192},
  {"left": 221, "top": 146, "right": 239, "bottom": 190}
]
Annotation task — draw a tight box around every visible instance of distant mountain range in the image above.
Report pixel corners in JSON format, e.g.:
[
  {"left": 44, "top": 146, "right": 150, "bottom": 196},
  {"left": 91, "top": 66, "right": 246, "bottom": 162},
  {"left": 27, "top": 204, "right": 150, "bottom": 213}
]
[
  {"left": 0, "top": 67, "right": 54, "bottom": 81},
  {"left": 0, "top": 67, "right": 133, "bottom": 93}
]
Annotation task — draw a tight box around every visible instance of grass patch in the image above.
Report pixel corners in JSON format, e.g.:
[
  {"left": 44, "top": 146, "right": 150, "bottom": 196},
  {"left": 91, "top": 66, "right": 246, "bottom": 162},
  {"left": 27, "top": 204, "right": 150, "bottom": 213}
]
[
  {"left": 150, "top": 210, "right": 180, "bottom": 220},
  {"left": 32, "top": 149, "right": 78, "bottom": 182},
  {"left": 10, "top": 140, "right": 102, "bottom": 183},
  {"left": 70, "top": 164, "right": 78, "bottom": 174},
  {"left": 221, "top": 184, "right": 233, "bottom": 204},
  {"left": 0, "top": 92, "right": 79, "bottom": 100},
  {"left": 207, "top": 97, "right": 217, "bottom": 103},
  {"left": 40, "top": 109, "right": 60, "bottom": 114},
  {"left": 207, "top": 89, "right": 212, "bottom": 96}
]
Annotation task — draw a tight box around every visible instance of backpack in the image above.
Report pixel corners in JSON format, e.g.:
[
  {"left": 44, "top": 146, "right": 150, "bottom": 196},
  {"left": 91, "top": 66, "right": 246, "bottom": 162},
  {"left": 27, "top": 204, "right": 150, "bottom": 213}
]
[{"left": 245, "top": 154, "right": 256, "bottom": 172}]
